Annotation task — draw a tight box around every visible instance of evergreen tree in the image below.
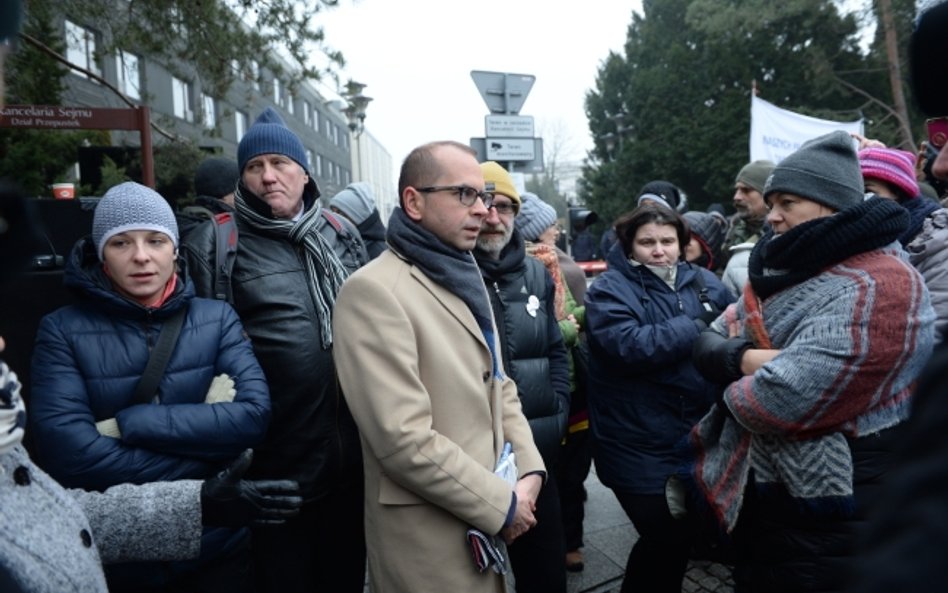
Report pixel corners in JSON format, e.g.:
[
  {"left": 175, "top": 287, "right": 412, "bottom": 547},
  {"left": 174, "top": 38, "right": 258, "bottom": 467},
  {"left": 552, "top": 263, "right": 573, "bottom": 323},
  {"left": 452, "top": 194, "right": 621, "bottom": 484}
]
[{"left": 581, "top": 0, "right": 882, "bottom": 228}]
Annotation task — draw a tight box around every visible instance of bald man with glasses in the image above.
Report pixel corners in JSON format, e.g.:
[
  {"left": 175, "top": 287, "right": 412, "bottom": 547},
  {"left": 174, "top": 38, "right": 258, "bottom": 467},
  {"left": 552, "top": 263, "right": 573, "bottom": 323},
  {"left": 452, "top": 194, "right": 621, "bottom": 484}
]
[{"left": 333, "top": 141, "right": 545, "bottom": 593}]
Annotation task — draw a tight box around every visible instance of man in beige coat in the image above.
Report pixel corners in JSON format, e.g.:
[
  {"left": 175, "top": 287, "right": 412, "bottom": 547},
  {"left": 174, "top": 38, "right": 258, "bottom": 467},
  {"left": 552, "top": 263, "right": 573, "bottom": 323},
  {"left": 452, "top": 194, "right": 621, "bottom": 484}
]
[{"left": 333, "top": 141, "right": 545, "bottom": 593}]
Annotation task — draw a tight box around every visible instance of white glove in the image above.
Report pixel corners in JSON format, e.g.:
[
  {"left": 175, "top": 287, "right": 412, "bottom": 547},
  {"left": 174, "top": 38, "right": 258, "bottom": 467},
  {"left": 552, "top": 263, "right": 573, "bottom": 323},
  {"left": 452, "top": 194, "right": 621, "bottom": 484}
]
[
  {"left": 205, "top": 374, "right": 236, "bottom": 404},
  {"left": 96, "top": 418, "right": 122, "bottom": 438}
]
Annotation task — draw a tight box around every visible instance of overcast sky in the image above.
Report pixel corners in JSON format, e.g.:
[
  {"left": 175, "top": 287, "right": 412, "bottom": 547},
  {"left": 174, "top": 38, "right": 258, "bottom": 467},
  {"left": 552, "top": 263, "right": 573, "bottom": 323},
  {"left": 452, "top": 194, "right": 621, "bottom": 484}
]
[{"left": 314, "top": 0, "right": 642, "bottom": 173}]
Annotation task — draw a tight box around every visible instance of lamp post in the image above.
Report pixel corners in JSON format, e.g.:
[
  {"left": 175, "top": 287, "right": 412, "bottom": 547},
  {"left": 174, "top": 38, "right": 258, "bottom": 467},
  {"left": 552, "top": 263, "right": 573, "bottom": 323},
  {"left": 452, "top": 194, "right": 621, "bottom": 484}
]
[
  {"left": 342, "top": 80, "right": 372, "bottom": 181},
  {"left": 597, "top": 109, "right": 632, "bottom": 162}
]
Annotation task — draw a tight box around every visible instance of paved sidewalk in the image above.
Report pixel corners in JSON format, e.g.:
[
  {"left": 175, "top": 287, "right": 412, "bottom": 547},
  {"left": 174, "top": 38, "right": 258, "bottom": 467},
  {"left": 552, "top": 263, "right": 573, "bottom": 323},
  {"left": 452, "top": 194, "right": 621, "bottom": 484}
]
[{"left": 561, "top": 465, "right": 734, "bottom": 593}]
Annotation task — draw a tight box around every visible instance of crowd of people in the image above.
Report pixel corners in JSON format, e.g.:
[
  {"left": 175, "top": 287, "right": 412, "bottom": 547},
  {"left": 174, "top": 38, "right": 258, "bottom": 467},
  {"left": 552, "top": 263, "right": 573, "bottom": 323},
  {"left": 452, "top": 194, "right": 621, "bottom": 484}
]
[{"left": 3, "top": 1, "right": 948, "bottom": 592}]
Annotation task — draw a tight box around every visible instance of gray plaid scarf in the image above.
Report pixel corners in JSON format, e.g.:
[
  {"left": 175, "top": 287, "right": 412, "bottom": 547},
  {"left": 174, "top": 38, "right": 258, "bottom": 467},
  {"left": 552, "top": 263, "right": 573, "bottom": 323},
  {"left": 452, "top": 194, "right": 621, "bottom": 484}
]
[{"left": 234, "top": 185, "right": 349, "bottom": 349}]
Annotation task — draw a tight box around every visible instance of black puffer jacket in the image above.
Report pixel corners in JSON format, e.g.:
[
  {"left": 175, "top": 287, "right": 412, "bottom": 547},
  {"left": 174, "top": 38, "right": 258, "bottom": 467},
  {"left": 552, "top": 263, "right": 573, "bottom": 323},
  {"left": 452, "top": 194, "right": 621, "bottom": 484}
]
[
  {"left": 181, "top": 183, "right": 367, "bottom": 500},
  {"left": 735, "top": 426, "right": 902, "bottom": 593},
  {"left": 475, "top": 231, "right": 570, "bottom": 464}
]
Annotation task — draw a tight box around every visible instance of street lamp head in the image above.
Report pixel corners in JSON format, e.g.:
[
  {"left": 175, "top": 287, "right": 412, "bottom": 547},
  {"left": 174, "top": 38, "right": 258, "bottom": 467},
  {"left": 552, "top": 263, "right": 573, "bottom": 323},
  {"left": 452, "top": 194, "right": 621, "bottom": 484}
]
[{"left": 342, "top": 82, "right": 372, "bottom": 137}]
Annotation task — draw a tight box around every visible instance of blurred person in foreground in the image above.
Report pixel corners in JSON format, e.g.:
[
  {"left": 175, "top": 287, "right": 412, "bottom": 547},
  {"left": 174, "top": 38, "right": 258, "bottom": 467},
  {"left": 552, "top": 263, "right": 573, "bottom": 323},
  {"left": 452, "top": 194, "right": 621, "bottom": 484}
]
[
  {"left": 687, "top": 131, "right": 934, "bottom": 593},
  {"left": 332, "top": 141, "right": 545, "bottom": 593},
  {"left": 849, "top": 1, "right": 948, "bottom": 590}
]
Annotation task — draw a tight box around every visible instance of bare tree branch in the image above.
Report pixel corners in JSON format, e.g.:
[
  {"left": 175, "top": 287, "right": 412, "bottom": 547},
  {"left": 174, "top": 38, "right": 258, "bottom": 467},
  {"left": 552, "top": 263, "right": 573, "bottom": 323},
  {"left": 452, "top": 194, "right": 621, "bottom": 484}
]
[{"left": 19, "top": 32, "right": 180, "bottom": 142}]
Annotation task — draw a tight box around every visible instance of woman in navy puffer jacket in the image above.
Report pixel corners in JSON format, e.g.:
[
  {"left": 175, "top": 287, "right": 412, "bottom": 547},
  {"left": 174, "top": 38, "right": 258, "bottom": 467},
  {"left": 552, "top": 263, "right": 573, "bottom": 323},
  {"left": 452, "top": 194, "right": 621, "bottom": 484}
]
[
  {"left": 29, "top": 182, "right": 270, "bottom": 593},
  {"left": 585, "top": 203, "right": 733, "bottom": 593}
]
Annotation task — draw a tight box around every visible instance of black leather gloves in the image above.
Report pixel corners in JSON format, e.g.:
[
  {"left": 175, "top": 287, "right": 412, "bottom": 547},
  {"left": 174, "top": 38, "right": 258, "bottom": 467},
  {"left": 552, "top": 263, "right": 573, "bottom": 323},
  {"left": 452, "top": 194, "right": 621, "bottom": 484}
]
[
  {"left": 692, "top": 330, "right": 753, "bottom": 385},
  {"left": 693, "top": 308, "right": 721, "bottom": 331},
  {"left": 201, "top": 449, "right": 302, "bottom": 527}
]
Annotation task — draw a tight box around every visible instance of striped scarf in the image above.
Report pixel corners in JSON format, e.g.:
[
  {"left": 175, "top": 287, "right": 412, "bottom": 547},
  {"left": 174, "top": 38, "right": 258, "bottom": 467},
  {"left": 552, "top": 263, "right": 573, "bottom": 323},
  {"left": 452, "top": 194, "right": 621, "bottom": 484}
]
[{"left": 234, "top": 185, "right": 350, "bottom": 349}]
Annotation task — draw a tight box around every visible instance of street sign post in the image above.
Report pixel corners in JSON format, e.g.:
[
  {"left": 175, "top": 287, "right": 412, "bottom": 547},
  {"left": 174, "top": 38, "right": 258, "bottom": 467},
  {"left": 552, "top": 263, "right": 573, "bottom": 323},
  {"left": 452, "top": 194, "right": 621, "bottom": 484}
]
[
  {"left": 486, "top": 138, "right": 535, "bottom": 161},
  {"left": 485, "top": 115, "right": 534, "bottom": 138},
  {"left": 470, "top": 137, "right": 545, "bottom": 172},
  {"left": 470, "top": 70, "right": 536, "bottom": 115}
]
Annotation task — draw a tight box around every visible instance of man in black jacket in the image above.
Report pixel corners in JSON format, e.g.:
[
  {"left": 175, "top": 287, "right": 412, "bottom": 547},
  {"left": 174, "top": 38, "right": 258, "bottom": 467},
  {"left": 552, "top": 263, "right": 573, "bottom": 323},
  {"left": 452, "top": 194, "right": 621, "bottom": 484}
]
[
  {"left": 474, "top": 161, "right": 570, "bottom": 593},
  {"left": 181, "top": 107, "right": 367, "bottom": 593}
]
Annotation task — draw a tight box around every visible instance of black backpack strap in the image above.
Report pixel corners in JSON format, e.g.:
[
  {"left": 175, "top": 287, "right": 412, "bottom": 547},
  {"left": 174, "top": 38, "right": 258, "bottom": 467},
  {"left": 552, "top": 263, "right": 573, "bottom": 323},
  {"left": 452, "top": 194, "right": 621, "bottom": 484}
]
[
  {"left": 130, "top": 306, "right": 188, "bottom": 406},
  {"left": 690, "top": 268, "right": 714, "bottom": 313},
  {"left": 212, "top": 212, "right": 238, "bottom": 302}
]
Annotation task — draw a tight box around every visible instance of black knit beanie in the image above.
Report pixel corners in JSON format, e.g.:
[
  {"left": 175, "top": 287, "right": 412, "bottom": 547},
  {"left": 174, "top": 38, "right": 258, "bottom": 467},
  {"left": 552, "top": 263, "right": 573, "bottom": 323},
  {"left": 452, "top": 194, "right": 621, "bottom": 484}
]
[
  {"left": 194, "top": 157, "right": 239, "bottom": 199},
  {"left": 762, "top": 130, "right": 864, "bottom": 212}
]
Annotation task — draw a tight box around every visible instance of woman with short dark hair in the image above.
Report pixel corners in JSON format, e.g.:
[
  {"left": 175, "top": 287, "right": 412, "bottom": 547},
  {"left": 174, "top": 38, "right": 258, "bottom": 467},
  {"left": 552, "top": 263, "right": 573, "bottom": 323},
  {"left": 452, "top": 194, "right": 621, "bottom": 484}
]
[{"left": 584, "top": 202, "right": 733, "bottom": 592}]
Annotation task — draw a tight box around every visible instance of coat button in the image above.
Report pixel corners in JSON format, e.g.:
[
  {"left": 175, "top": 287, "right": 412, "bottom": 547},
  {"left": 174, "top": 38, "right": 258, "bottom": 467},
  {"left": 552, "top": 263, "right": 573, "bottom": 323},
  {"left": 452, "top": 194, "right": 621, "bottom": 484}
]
[
  {"left": 13, "top": 466, "right": 31, "bottom": 486},
  {"left": 80, "top": 529, "right": 93, "bottom": 548},
  {"left": 482, "top": 371, "right": 491, "bottom": 383}
]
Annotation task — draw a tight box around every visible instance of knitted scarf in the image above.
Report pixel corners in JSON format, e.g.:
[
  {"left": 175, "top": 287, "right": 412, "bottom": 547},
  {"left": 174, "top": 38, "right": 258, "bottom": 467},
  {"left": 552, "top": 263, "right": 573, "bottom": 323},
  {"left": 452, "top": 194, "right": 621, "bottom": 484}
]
[
  {"left": 688, "top": 197, "right": 926, "bottom": 533},
  {"left": 525, "top": 242, "right": 567, "bottom": 320},
  {"left": 234, "top": 184, "right": 350, "bottom": 349},
  {"left": 386, "top": 208, "right": 502, "bottom": 377},
  {"left": 748, "top": 198, "right": 908, "bottom": 300},
  {"left": 897, "top": 196, "right": 939, "bottom": 247}
]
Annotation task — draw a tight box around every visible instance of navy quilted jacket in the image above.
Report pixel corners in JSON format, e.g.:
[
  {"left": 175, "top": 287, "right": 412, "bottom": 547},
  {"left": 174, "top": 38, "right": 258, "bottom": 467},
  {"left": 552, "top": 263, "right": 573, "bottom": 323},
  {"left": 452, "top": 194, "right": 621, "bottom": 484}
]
[
  {"left": 30, "top": 237, "right": 270, "bottom": 491},
  {"left": 585, "top": 242, "right": 733, "bottom": 495}
]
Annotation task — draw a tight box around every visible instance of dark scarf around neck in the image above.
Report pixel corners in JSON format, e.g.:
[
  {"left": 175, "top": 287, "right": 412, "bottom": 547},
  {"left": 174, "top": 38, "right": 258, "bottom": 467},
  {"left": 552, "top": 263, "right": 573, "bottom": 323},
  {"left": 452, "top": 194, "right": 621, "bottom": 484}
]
[
  {"left": 386, "top": 209, "right": 499, "bottom": 372},
  {"left": 473, "top": 228, "right": 526, "bottom": 278},
  {"left": 748, "top": 199, "right": 908, "bottom": 300},
  {"left": 897, "top": 196, "right": 940, "bottom": 246}
]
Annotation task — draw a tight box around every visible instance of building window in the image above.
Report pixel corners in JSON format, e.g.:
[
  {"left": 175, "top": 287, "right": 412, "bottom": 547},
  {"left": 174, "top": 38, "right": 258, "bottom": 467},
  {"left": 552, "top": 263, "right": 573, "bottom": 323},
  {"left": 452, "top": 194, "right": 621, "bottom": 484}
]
[
  {"left": 249, "top": 61, "right": 260, "bottom": 90},
  {"left": 116, "top": 49, "right": 140, "bottom": 100},
  {"left": 305, "top": 149, "right": 314, "bottom": 172},
  {"left": 201, "top": 93, "right": 216, "bottom": 129},
  {"left": 172, "top": 77, "right": 194, "bottom": 122},
  {"left": 302, "top": 100, "right": 312, "bottom": 126},
  {"left": 235, "top": 110, "right": 248, "bottom": 141},
  {"left": 286, "top": 93, "right": 295, "bottom": 115},
  {"left": 64, "top": 20, "right": 100, "bottom": 79},
  {"left": 272, "top": 78, "right": 281, "bottom": 105},
  {"left": 314, "top": 109, "right": 321, "bottom": 131},
  {"left": 315, "top": 153, "right": 323, "bottom": 177}
]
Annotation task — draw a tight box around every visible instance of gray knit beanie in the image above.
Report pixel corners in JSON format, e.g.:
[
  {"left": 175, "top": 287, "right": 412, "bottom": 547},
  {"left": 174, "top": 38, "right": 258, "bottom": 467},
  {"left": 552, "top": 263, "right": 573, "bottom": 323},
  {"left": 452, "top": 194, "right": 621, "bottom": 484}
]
[
  {"left": 329, "top": 182, "right": 376, "bottom": 224},
  {"left": 763, "top": 130, "right": 864, "bottom": 212},
  {"left": 237, "top": 107, "right": 309, "bottom": 174},
  {"left": 93, "top": 182, "right": 179, "bottom": 261},
  {"left": 194, "top": 157, "right": 239, "bottom": 199},
  {"left": 735, "top": 160, "right": 776, "bottom": 193},
  {"left": 516, "top": 192, "right": 558, "bottom": 242}
]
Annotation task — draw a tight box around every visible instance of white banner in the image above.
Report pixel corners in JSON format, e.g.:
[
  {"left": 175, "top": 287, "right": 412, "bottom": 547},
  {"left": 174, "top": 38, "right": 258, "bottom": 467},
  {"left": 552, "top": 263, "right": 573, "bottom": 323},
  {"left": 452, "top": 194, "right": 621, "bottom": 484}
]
[{"left": 750, "top": 95, "right": 863, "bottom": 163}]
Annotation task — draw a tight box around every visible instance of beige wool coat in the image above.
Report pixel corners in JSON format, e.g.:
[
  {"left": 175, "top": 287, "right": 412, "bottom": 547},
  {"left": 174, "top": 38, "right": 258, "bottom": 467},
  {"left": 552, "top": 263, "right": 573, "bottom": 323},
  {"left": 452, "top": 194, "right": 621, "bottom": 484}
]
[{"left": 333, "top": 250, "right": 545, "bottom": 593}]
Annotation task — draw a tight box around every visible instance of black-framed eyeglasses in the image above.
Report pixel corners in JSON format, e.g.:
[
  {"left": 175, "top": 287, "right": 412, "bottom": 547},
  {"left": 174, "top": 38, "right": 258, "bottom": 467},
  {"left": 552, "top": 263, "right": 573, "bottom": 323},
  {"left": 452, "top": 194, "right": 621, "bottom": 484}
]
[
  {"left": 416, "top": 185, "right": 494, "bottom": 208},
  {"left": 490, "top": 201, "right": 520, "bottom": 216}
]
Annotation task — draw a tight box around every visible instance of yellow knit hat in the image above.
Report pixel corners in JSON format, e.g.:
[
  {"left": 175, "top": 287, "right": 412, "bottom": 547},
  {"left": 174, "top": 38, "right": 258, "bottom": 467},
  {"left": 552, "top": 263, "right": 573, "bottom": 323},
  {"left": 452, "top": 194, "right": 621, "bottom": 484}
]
[{"left": 480, "top": 161, "right": 521, "bottom": 205}]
